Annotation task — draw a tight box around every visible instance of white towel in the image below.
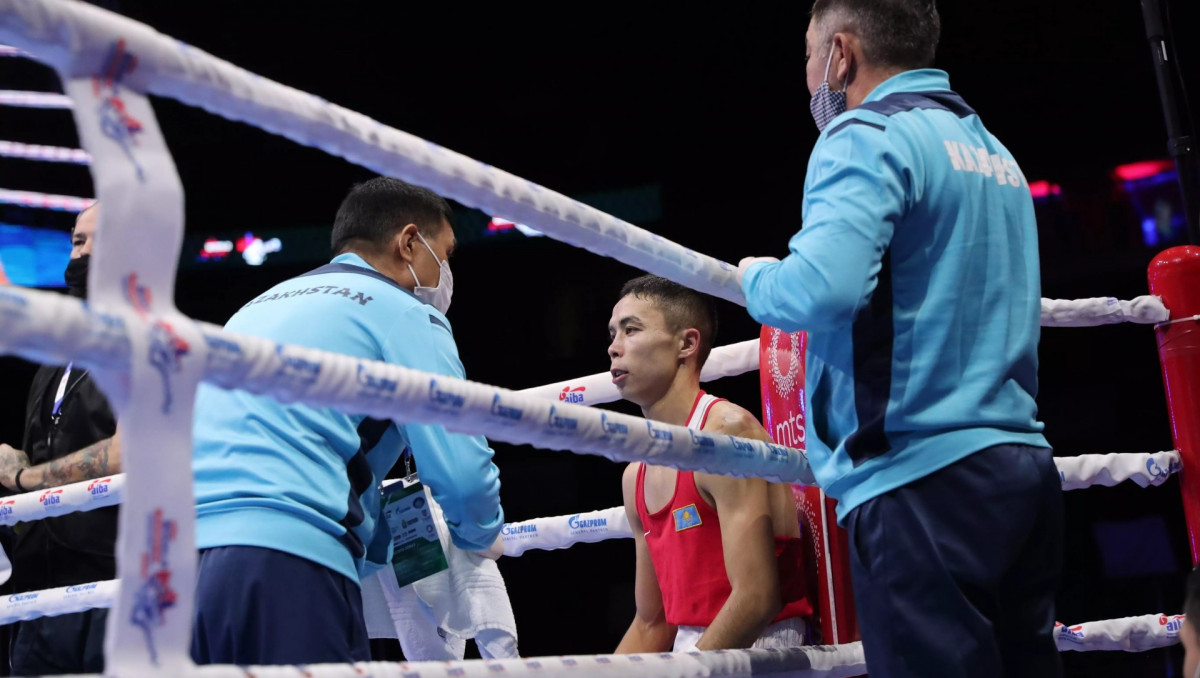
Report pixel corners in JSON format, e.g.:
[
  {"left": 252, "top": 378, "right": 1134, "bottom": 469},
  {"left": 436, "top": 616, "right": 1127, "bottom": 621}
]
[{"left": 363, "top": 484, "right": 518, "bottom": 660}]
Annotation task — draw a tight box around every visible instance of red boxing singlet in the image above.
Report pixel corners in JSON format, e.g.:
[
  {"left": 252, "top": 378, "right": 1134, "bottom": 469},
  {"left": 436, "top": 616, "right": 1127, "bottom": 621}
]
[{"left": 635, "top": 391, "right": 812, "bottom": 627}]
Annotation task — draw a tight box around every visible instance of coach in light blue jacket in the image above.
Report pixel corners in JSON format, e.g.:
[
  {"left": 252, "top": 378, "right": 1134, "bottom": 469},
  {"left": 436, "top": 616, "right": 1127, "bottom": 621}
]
[
  {"left": 190, "top": 177, "right": 503, "bottom": 667},
  {"left": 738, "top": 3, "right": 1061, "bottom": 678}
]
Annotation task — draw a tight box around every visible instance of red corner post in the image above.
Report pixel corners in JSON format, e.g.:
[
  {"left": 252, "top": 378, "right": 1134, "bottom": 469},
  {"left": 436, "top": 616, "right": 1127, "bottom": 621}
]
[
  {"left": 759, "top": 326, "right": 859, "bottom": 645},
  {"left": 1149, "top": 246, "right": 1200, "bottom": 563}
]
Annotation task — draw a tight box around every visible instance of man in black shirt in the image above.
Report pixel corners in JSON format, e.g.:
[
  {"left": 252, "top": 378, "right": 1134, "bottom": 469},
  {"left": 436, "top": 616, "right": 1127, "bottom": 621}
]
[{"left": 0, "top": 204, "right": 124, "bottom": 675}]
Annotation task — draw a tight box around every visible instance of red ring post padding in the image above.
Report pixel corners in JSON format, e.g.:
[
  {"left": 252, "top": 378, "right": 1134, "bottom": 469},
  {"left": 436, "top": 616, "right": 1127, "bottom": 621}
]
[
  {"left": 759, "top": 326, "right": 859, "bottom": 645},
  {"left": 1149, "top": 245, "right": 1200, "bottom": 564}
]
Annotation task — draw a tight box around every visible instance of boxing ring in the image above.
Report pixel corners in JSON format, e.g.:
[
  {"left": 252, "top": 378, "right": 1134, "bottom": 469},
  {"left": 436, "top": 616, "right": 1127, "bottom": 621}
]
[{"left": 1, "top": 0, "right": 1199, "bottom": 675}]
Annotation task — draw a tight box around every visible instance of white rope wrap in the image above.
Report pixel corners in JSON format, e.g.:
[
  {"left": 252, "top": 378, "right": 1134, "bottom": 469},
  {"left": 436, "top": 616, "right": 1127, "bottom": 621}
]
[
  {"left": 0, "top": 286, "right": 815, "bottom": 484},
  {"left": 0, "top": 88, "right": 72, "bottom": 107},
  {"left": 0, "top": 139, "right": 91, "bottom": 163},
  {"left": 1055, "top": 614, "right": 1184, "bottom": 652},
  {"left": 0, "top": 474, "right": 122, "bottom": 526},
  {"left": 1057, "top": 451, "right": 1181, "bottom": 491},
  {"left": 0, "top": 187, "right": 92, "bottom": 212},
  {"left": 526, "top": 296, "right": 1174, "bottom": 407},
  {"left": 0, "top": 580, "right": 118, "bottom": 625},
  {"left": 1040, "top": 296, "right": 1168, "bottom": 327},
  {"left": 501, "top": 507, "right": 632, "bottom": 557},
  {"left": 48, "top": 644, "right": 870, "bottom": 678},
  {"left": 499, "top": 447, "right": 1179, "bottom": 554},
  {"left": 518, "top": 339, "right": 761, "bottom": 406},
  {"left": 0, "top": 445, "right": 1176, "bottom": 560}
]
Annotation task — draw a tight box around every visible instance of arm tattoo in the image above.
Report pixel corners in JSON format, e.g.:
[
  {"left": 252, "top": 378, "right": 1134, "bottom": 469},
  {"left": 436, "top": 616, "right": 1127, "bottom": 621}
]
[{"left": 36, "top": 438, "right": 113, "bottom": 490}]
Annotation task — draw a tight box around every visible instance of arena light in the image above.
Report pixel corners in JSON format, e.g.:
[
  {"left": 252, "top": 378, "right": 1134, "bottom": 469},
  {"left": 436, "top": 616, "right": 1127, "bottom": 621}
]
[
  {"left": 1029, "top": 180, "right": 1062, "bottom": 200},
  {"left": 1114, "top": 159, "right": 1174, "bottom": 182},
  {"left": 487, "top": 216, "right": 543, "bottom": 237}
]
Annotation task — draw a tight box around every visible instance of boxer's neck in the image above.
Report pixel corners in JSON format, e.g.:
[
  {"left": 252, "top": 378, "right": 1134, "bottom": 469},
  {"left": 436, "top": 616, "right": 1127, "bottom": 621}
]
[{"left": 641, "top": 369, "right": 701, "bottom": 427}]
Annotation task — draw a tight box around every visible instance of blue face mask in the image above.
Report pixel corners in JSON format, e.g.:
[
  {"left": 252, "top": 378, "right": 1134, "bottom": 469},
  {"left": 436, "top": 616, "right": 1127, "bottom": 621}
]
[{"left": 809, "top": 42, "right": 847, "bottom": 132}]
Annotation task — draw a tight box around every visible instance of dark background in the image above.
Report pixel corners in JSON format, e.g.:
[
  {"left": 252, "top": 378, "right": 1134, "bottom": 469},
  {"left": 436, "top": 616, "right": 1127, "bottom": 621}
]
[{"left": 2, "top": 1, "right": 1199, "bottom": 675}]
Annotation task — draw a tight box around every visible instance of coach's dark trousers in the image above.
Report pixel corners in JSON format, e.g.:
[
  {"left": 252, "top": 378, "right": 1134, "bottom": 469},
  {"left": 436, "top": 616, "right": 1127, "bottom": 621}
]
[{"left": 846, "top": 443, "right": 1064, "bottom": 678}]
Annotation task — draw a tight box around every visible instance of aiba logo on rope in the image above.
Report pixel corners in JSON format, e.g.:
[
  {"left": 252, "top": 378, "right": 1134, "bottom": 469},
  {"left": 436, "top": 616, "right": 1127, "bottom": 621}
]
[
  {"left": 39, "top": 489, "right": 63, "bottom": 506},
  {"left": 1055, "top": 622, "right": 1086, "bottom": 644},
  {"left": 558, "top": 386, "right": 586, "bottom": 404},
  {"left": 87, "top": 478, "right": 112, "bottom": 498},
  {"left": 131, "top": 508, "right": 178, "bottom": 665},
  {"left": 0, "top": 499, "right": 14, "bottom": 518},
  {"left": 1160, "top": 614, "right": 1186, "bottom": 635},
  {"left": 93, "top": 39, "right": 146, "bottom": 181}
]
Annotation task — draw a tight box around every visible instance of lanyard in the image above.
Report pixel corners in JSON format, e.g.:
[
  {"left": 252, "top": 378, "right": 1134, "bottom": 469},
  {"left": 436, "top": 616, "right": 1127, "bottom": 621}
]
[{"left": 51, "top": 362, "right": 73, "bottom": 418}]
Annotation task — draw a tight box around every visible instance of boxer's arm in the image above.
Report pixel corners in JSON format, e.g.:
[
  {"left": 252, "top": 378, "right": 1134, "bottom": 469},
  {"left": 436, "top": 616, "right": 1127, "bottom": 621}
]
[
  {"left": 693, "top": 409, "right": 781, "bottom": 650},
  {"left": 616, "top": 462, "right": 677, "bottom": 654}
]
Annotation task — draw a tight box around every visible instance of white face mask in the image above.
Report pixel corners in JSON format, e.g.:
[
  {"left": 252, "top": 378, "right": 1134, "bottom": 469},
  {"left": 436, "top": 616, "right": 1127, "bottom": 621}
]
[{"left": 407, "top": 232, "right": 453, "bottom": 315}]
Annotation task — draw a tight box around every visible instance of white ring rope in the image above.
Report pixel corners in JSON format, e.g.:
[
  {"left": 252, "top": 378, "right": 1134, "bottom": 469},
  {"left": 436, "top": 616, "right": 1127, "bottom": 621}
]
[
  {"left": 0, "top": 89, "right": 72, "bottom": 108},
  {"left": 0, "top": 286, "right": 815, "bottom": 485},
  {"left": 29, "top": 646, "right": 872, "bottom": 678},
  {"left": 522, "top": 295, "right": 1172, "bottom": 407},
  {"left": 0, "top": 474, "right": 121, "bottom": 526},
  {"left": 1057, "top": 451, "right": 1181, "bottom": 491},
  {"left": 1040, "top": 296, "right": 1168, "bottom": 327},
  {"left": 0, "top": 580, "right": 118, "bottom": 626},
  {"left": 0, "top": 446, "right": 1177, "bottom": 558},
  {"left": 500, "top": 507, "right": 631, "bottom": 557},
  {"left": 518, "top": 339, "right": 761, "bottom": 406},
  {"left": 0, "top": 139, "right": 91, "bottom": 164},
  {"left": 1055, "top": 614, "right": 1185, "bottom": 653},
  {"left": 502, "top": 448, "right": 1183, "bottom": 553},
  {"left": 0, "top": 187, "right": 92, "bottom": 212},
  {"left": 495, "top": 449, "right": 1180, "bottom": 555}
]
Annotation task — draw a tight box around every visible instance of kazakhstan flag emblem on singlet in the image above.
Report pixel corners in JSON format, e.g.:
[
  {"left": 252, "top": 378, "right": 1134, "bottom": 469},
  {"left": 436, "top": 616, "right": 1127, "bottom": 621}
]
[{"left": 673, "top": 504, "right": 702, "bottom": 531}]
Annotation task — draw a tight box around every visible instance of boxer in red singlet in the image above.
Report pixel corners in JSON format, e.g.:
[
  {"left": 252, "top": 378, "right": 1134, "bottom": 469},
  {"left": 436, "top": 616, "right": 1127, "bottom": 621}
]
[{"left": 608, "top": 275, "right": 812, "bottom": 653}]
